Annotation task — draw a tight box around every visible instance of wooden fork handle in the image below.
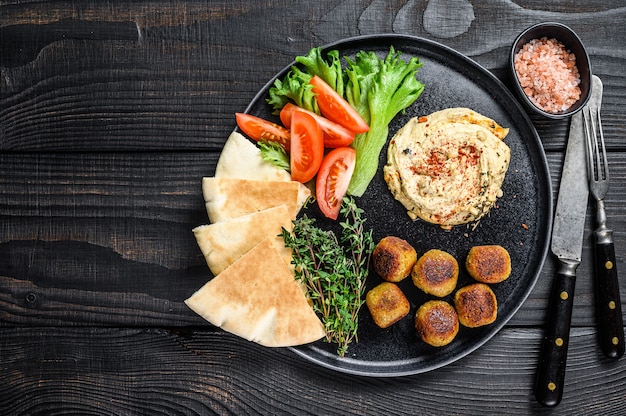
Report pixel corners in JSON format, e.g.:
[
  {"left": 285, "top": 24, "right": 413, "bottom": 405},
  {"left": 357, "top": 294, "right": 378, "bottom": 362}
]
[{"left": 594, "top": 234, "right": 625, "bottom": 359}]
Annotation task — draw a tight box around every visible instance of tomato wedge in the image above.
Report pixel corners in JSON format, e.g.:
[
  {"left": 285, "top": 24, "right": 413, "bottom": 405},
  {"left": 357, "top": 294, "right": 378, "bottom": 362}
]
[
  {"left": 290, "top": 110, "right": 324, "bottom": 183},
  {"left": 310, "top": 75, "right": 369, "bottom": 134},
  {"left": 279, "top": 102, "right": 297, "bottom": 128},
  {"left": 235, "top": 113, "right": 290, "bottom": 151},
  {"left": 280, "top": 103, "right": 355, "bottom": 148},
  {"left": 316, "top": 147, "right": 356, "bottom": 220}
]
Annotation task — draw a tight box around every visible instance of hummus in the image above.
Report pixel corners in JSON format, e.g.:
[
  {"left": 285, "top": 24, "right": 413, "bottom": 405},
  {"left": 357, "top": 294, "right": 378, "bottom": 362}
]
[{"left": 383, "top": 108, "right": 510, "bottom": 229}]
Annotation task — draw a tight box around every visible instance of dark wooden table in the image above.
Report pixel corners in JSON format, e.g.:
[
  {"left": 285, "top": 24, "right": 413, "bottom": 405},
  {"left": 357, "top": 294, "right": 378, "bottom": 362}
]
[{"left": 2, "top": 1, "right": 625, "bottom": 414}]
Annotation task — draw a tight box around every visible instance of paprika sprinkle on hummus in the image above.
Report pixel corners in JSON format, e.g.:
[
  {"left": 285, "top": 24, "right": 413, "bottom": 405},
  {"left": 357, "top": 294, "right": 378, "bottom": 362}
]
[
  {"left": 384, "top": 108, "right": 510, "bottom": 230},
  {"left": 513, "top": 37, "right": 581, "bottom": 114}
]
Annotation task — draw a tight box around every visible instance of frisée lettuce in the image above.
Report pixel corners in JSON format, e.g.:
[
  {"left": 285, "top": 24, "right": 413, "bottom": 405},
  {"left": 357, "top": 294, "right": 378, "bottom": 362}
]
[
  {"left": 267, "top": 46, "right": 424, "bottom": 196},
  {"left": 345, "top": 48, "right": 424, "bottom": 196}
]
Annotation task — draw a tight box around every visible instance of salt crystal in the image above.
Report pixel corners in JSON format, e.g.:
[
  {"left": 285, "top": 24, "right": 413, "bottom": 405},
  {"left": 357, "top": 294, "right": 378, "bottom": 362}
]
[{"left": 514, "top": 37, "right": 581, "bottom": 113}]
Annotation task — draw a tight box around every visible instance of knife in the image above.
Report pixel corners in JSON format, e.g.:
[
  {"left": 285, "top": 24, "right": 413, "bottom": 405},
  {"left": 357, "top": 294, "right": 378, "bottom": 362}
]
[
  {"left": 1, "top": 19, "right": 140, "bottom": 68},
  {"left": 534, "top": 85, "right": 601, "bottom": 407}
]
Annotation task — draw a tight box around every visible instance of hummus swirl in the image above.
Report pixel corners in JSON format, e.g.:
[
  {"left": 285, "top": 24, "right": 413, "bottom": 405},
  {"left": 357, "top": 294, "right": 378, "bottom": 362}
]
[{"left": 383, "top": 108, "right": 510, "bottom": 229}]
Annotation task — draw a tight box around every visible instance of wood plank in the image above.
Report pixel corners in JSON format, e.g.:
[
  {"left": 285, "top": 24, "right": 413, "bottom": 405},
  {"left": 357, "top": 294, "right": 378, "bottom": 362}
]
[
  {"left": 1, "top": 1, "right": 626, "bottom": 414},
  {"left": 0, "top": 152, "right": 214, "bottom": 325},
  {"left": 2, "top": 151, "right": 626, "bottom": 327},
  {"left": 0, "top": 152, "right": 216, "bottom": 224},
  {"left": 0, "top": 327, "right": 624, "bottom": 415},
  {"left": 2, "top": 2, "right": 625, "bottom": 151}
]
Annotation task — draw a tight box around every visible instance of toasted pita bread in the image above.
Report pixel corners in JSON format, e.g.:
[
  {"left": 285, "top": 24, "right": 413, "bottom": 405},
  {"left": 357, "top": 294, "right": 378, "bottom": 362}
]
[
  {"left": 185, "top": 237, "right": 325, "bottom": 347},
  {"left": 203, "top": 177, "right": 302, "bottom": 222},
  {"left": 214, "top": 131, "right": 311, "bottom": 209},
  {"left": 193, "top": 205, "right": 292, "bottom": 276}
]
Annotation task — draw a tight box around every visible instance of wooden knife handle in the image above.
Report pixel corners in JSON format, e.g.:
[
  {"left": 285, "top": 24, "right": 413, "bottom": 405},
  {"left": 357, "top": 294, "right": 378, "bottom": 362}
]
[
  {"left": 535, "top": 265, "right": 576, "bottom": 407},
  {"left": 594, "top": 239, "right": 625, "bottom": 359}
]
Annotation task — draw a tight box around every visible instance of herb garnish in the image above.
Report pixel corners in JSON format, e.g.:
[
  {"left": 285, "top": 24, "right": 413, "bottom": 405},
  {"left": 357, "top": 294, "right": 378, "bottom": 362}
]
[{"left": 281, "top": 197, "right": 374, "bottom": 357}]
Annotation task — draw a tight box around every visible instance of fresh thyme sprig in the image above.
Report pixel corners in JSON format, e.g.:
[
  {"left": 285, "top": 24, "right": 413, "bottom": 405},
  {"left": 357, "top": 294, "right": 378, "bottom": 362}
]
[{"left": 281, "top": 197, "right": 374, "bottom": 357}]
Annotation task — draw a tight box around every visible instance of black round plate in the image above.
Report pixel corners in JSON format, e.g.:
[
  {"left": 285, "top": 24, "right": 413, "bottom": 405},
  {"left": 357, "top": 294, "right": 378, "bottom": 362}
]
[{"left": 242, "top": 34, "right": 552, "bottom": 377}]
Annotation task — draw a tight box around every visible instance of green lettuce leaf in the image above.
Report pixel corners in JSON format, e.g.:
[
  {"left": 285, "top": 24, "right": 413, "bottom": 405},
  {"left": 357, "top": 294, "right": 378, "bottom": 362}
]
[
  {"left": 267, "top": 66, "right": 317, "bottom": 114},
  {"left": 296, "top": 48, "right": 345, "bottom": 97},
  {"left": 346, "top": 48, "right": 424, "bottom": 196},
  {"left": 267, "top": 47, "right": 344, "bottom": 114},
  {"left": 258, "top": 140, "right": 289, "bottom": 171},
  {"left": 266, "top": 46, "right": 425, "bottom": 197}
]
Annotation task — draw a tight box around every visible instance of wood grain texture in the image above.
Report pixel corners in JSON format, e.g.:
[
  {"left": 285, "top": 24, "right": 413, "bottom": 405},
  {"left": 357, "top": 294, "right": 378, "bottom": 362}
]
[
  {"left": 2, "top": 152, "right": 625, "bottom": 327},
  {"left": 1, "top": 327, "right": 625, "bottom": 416},
  {"left": 2, "top": 1, "right": 625, "bottom": 151},
  {"left": 2, "top": 0, "right": 626, "bottom": 414}
]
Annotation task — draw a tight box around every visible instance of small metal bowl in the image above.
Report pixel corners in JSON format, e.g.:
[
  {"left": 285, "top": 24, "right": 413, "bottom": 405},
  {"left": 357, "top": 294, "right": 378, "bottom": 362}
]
[{"left": 510, "top": 22, "right": 592, "bottom": 119}]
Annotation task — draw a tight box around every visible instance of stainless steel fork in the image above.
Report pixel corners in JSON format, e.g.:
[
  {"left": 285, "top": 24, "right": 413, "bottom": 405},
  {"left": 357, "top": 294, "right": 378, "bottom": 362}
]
[{"left": 583, "top": 77, "right": 625, "bottom": 359}]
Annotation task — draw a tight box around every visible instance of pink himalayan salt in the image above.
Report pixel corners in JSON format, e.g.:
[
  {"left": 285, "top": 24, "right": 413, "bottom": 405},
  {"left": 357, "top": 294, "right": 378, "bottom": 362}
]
[{"left": 514, "top": 37, "right": 582, "bottom": 113}]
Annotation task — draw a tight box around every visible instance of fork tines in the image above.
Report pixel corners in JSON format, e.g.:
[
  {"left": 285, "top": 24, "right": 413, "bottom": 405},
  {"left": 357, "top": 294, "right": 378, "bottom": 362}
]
[{"left": 583, "top": 106, "right": 609, "bottom": 196}]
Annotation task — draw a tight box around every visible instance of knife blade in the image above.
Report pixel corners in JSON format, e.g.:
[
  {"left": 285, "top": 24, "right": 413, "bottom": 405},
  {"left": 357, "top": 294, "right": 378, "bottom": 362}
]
[{"left": 534, "top": 85, "right": 601, "bottom": 407}]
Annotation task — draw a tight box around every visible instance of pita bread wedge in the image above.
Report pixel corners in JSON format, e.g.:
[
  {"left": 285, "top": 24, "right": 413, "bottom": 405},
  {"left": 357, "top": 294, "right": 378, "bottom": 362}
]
[
  {"left": 193, "top": 205, "right": 292, "bottom": 276},
  {"left": 185, "top": 237, "right": 325, "bottom": 347},
  {"left": 215, "top": 131, "right": 311, "bottom": 209},
  {"left": 203, "top": 177, "right": 303, "bottom": 222},
  {"left": 215, "top": 131, "right": 291, "bottom": 181}
]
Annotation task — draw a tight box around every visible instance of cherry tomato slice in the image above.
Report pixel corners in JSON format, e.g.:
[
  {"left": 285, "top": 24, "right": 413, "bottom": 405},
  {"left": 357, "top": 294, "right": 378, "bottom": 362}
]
[
  {"left": 280, "top": 103, "right": 355, "bottom": 148},
  {"left": 290, "top": 110, "right": 324, "bottom": 183},
  {"left": 235, "top": 112, "right": 290, "bottom": 152},
  {"left": 316, "top": 147, "right": 356, "bottom": 220},
  {"left": 310, "top": 75, "right": 369, "bottom": 134}
]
